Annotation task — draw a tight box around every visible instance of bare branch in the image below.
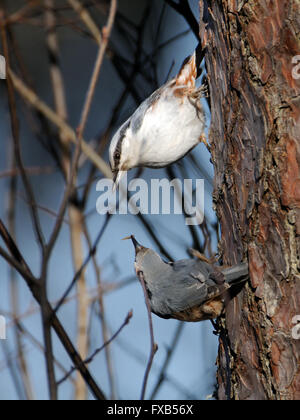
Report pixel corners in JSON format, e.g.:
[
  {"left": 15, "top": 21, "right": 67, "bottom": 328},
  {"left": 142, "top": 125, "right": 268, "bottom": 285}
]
[
  {"left": 77, "top": 0, "right": 118, "bottom": 139},
  {"left": 0, "top": 166, "right": 55, "bottom": 179},
  {"left": 0, "top": 222, "right": 106, "bottom": 400},
  {"left": 150, "top": 322, "right": 184, "bottom": 399},
  {"left": 82, "top": 218, "right": 117, "bottom": 398},
  {"left": 57, "top": 310, "right": 132, "bottom": 386},
  {"left": 0, "top": 244, "right": 37, "bottom": 289},
  {"left": 7, "top": 145, "right": 35, "bottom": 400},
  {"left": 137, "top": 271, "right": 158, "bottom": 400},
  {"left": 54, "top": 214, "right": 111, "bottom": 314},
  {"left": 7, "top": 68, "right": 112, "bottom": 178},
  {"left": 67, "top": 0, "right": 102, "bottom": 45},
  {"left": 0, "top": 11, "right": 46, "bottom": 251},
  {"left": 15, "top": 320, "right": 76, "bottom": 385}
]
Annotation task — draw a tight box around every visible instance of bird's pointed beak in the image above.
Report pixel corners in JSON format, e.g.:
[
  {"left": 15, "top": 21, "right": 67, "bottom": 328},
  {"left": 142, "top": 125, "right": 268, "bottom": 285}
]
[
  {"left": 122, "top": 235, "right": 143, "bottom": 254},
  {"left": 113, "top": 170, "right": 126, "bottom": 191}
]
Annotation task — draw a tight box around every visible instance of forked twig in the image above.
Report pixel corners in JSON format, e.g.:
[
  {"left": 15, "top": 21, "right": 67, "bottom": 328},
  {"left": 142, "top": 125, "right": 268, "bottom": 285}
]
[{"left": 57, "top": 310, "right": 132, "bottom": 386}]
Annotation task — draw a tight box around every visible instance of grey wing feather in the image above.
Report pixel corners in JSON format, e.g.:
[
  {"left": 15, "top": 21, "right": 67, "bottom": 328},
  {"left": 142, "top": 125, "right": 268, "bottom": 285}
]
[
  {"left": 172, "top": 259, "right": 215, "bottom": 283},
  {"left": 170, "top": 262, "right": 249, "bottom": 312},
  {"left": 130, "top": 101, "right": 149, "bottom": 133},
  {"left": 164, "top": 260, "right": 221, "bottom": 313},
  {"left": 172, "top": 258, "right": 211, "bottom": 273},
  {"left": 130, "top": 82, "right": 171, "bottom": 133},
  {"left": 159, "top": 260, "right": 248, "bottom": 315},
  {"left": 165, "top": 275, "right": 220, "bottom": 313}
]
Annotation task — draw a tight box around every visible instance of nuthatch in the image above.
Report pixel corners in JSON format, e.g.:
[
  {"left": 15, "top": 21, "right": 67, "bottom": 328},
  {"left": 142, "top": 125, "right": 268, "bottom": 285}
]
[
  {"left": 126, "top": 236, "right": 249, "bottom": 322},
  {"left": 109, "top": 46, "right": 207, "bottom": 187}
]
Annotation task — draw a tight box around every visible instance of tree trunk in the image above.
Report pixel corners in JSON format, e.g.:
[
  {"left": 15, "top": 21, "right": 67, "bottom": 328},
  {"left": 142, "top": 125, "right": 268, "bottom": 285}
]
[{"left": 200, "top": 0, "right": 300, "bottom": 400}]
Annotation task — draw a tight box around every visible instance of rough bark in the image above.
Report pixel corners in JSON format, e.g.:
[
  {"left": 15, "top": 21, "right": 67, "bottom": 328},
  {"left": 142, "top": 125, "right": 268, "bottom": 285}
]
[{"left": 200, "top": 0, "right": 300, "bottom": 400}]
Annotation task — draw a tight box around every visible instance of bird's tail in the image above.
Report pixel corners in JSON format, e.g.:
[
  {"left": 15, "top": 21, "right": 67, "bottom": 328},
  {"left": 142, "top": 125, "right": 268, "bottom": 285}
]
[
  {"left": 176, "top": 43, "right": 205, "bottom": 88},
  {"left": 221, "top": 263, "right": 249, "bottom": 285}
]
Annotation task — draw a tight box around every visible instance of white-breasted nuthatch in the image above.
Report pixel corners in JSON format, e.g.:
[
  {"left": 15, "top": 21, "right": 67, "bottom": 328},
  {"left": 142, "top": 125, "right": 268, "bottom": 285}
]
[
  {"left": 126, "top": 236, "right": 249, "bottom": 322},
  {"left": 109, "top": 47, "right": 207, "bottom": 186}
]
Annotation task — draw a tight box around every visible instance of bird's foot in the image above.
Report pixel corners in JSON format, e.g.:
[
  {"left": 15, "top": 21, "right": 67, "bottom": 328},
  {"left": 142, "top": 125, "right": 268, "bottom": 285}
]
[{"left": 196, "top": 84, "right": 209, "bottom": 98}]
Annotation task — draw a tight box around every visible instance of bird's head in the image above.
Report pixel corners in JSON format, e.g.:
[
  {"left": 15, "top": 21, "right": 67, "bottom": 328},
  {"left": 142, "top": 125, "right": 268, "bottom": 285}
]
[
  {"left": 123, "top": 236, "right": 169, "bottom": 284},
  {"left": 109, "top": 119, "right": 138, "bottom": 188}
]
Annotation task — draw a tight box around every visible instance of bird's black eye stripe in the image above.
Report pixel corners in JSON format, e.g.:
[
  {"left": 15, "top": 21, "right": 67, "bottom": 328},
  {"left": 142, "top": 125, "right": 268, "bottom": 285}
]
[{"left": 114, "top": 120, "right": 130, "bottom": 167}]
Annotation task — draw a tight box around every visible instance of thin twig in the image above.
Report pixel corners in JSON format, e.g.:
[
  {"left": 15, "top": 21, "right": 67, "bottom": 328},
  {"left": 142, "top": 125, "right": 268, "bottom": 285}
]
[
  {"left": 43, "top": 125, "right": 82, "bottom": 262},
  {"left": 0, "top": 166, "right": 55, "bottom": 179},
  {"left": 150, "top": 322, "right": 184, "bottom": 399},
  {"left": 44, "top": 1, "right": 88, "bottom": 398},
  {"left": 137, "top": 271, "right": 158, "bottom": 400},
  {"left": 7, "top": 143, "right": 35, "bottom": 400},
  {"left": 54, "top": 214, "right": 111, "bottom": 314},
  {"left": 0, "top": 220, "right": 38, "bottom": 288},
  {"left": 50, "top": 306, "right": 107, "bottom": 400},
  {"left": 70, "top": 0, "right": 117, "bottom": 398},
  {"left": 15, "top": 320, "right": 76, "bottom": 385},
  {"left": 67, "top": 0, "right": 102, "bottom": 44},
  {"left": 17, "top": 194, "right": 70, "bottom": 226},
  {"left": 77, "top": 0, "right": 118, "bottom": 139},
  {"left": 69, "top": 206, "right": 89, "bottom": 400},
  {"left": 114, "top": 335, "right": 198, "bottom": 399},
  {"left": 7, "top": 23, "right": 65, "bottom": 174},
  {"left": 0, "top": 341, "right": 24, "bottom": 399},
  {"left": 57, "top": 310, "right": 132, "bottom": 386},
  {"left": 4, "top": 0, "right": 41, "bottom": 25},
  {"left": 0, "top": 10, "right": 46, "bottom": 251},
  {"left": 82, "top": 219, "right": 117, "bottom": 399},
  {"left": 7, "top": 68, "right": 112, "bottom": 178},
  {"left": 40, "top": 119, "right": 82, "bottom": 398},
  {"left": 0, "top": 222, "right": 106, "bottom": 400},
  {"left": 3, "top": 277, "right": 135, "bottom": 330}
]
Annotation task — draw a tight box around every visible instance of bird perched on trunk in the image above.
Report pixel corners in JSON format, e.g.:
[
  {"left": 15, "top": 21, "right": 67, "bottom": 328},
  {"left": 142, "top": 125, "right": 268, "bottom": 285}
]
[
  {"left": 125, "top": 236, "right": 249, "bottom": 322},
  {"left": 109, "top": 46, "right": 207, "bottom": 187}
]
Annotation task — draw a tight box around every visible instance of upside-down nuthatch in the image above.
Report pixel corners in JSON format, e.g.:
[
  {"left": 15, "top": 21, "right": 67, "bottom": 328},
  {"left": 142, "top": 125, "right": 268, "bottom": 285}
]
[
  {"left": 126, "top": 236, "right": 249, "bottom": 322},
  {"left": 109, "top": 45, "right": 207, "bottom": 187}
]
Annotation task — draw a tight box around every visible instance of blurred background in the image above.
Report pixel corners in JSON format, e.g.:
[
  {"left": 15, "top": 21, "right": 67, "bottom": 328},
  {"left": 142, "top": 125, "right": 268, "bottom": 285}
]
[{"left": 0, "top": 0, "right": 218, "bottom": 400}]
